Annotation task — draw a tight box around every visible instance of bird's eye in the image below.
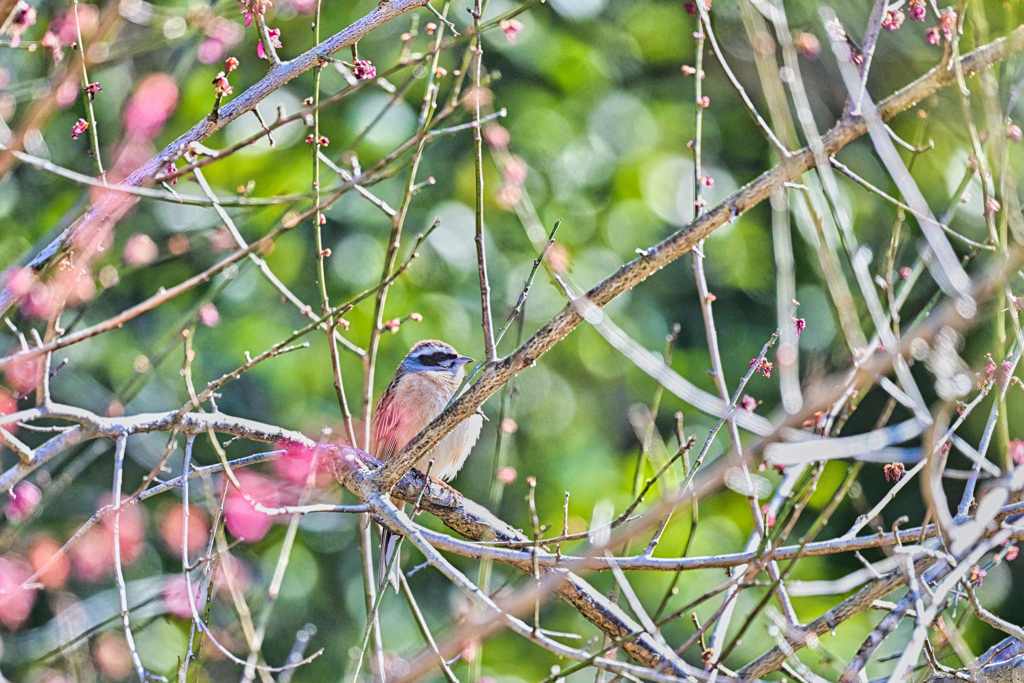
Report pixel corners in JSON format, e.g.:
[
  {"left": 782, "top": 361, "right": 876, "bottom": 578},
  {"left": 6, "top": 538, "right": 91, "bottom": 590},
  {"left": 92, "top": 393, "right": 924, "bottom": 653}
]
[{"left": 419, "top": 352, "right": 442, "bottom": 366}]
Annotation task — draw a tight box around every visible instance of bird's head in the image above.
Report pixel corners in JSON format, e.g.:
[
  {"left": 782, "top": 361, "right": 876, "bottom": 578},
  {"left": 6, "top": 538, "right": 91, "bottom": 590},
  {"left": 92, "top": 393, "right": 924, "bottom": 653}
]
[{"left": 400, "top": 340, "right": 474, "bottom": 377}]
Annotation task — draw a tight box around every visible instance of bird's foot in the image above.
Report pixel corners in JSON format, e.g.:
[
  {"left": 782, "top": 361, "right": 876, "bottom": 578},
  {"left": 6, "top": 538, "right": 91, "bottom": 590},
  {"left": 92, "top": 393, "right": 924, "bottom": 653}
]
[{"left": 430, "top": 477, "right": 462, "bottom": 507}]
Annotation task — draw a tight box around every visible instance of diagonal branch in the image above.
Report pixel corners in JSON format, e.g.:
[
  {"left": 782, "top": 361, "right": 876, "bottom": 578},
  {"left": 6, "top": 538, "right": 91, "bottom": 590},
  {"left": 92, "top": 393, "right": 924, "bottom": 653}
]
[{"left": 373, "top": 24, "right": 1024, "bottom": 491}]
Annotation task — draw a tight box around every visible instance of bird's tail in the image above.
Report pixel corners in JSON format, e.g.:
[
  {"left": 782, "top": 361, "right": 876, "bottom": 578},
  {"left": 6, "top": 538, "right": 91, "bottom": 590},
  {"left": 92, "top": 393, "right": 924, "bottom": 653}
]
[{"left": 378, "top": 528, "right": 401, "bottom": 593}]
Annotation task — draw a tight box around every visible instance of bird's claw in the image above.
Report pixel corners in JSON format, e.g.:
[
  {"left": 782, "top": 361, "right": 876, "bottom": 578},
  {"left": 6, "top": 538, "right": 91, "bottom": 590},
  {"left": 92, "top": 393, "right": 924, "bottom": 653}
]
[{"left": 431, "top": 477, "right": 462, "bottom": 507}]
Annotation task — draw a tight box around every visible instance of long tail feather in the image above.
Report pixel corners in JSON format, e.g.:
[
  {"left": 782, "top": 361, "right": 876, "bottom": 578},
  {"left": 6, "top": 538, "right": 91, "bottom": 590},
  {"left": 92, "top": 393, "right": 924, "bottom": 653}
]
[{"left": 378, "top": 528, "right": 401, "bottom": 593}]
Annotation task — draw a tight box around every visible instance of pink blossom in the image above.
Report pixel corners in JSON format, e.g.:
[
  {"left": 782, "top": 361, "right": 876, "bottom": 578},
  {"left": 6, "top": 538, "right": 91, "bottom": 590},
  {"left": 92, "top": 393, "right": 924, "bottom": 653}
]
[
  {"left": 257, "top": 27, "right": 281, "bottom": 60},
  {"left": 926, "top": 27, "right": 941, "bottom": 45},
  {"left": 225, "top": 56, "right": 239, "bottom": 72},
  {"left": 882, "top": 9, "right": 904, "bottom": 30},
  {"left": 969, "top": 565, "right": 986, "bottom": 586},
  {"left": 239, "top": 0, "right": 272, "bottom": 27},
  {"left": 1006, "top": 546, "right": 1019, "bottom": 562},
  {"left": 793, "top": 318, "right": 806, "bottom": 336},
  {"left": 749, "top": 357, "right": 773, "bottom": 378},
  {"left": 0, "top": 555, "right": 36, "bottom": 630},
  {"left": 938, "top": 9, "right": 957, "bottom": 40},
  {"left": 908, "top": 0, "right": 926, "bottom": 21},
  {"left": 71, "top": 118, "right": 89, "bottom": 140},
  {"left": 5, "top": 481, "right": 41, "bottom": 522},
  {"left": 212, "top": 72, "right": 232, "bottom": 96},
  {"left": 352, "top": 59, "right": 375, "bottom": 80},
  {"left": 884, "top": 462, "right": 906, "bottom": 483},
  {"left": 85, "top": 82, "right": 102, "bottom": 99},
  {"left": 1009, "top": 440, "right": 1024, "bottom": 466},
  {"left": 499, "top": 18, "right": 523, "bottom": 43},
  {"left": 223, "top": 471, "right": 279, "bottom": 542}
]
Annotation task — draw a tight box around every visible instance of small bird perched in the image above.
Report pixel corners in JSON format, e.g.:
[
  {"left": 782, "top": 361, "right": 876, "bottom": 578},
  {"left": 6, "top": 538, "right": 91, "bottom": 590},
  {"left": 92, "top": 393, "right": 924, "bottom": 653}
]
[{"left": 371, "top": 340, "right": 483, "bottom": 591}]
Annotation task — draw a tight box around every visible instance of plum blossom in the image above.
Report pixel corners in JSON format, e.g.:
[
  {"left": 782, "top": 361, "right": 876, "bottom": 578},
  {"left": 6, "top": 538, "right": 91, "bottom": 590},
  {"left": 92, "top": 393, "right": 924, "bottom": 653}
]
[
  {"left": 257, "top": 28, "right": 281, "bottom": 59},
  {"left": 352, "top": 59, "right": 375, "bottom": 80},
  {"left": 71, "top": 118, "right": 89, "bottom": 140}
]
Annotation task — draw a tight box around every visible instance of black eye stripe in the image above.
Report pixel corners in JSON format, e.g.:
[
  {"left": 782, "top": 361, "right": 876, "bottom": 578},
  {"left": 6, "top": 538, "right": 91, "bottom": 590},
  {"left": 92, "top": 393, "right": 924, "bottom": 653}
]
[{"left": 417, "top": 351, "right": 455, "bottom": 366}]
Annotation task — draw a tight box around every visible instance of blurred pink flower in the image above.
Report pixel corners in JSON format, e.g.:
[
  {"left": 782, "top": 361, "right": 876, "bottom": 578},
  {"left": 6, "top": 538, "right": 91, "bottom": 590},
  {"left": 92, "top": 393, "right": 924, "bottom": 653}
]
[
  {"left": 223, "top": 471, "right": 279, "bottom": 541},
  {"left": 0, "top": 389, "right": 16, "bottom": 423},
  {"left": 197, "top": 17, "right": 243, "bottom": 65},
  {"left": 483, "top": 124, "right": 510, "bottom": 149},
  {"left": 123, "top": 74, "right": 179, "bottom": 141},
  {"left": 503, "top": 155, "right": 528, "bottom": 186},
  {"left": 28, "top": 535, "right": 69, "bottom": 589},
  {"left": 7, "top": 3, "right": 37, "bottom": 48},
  {"left": 289, "top": 0, "right": 316, "bottom": 14},
  {"left": 274, "top": 441, "right": 332, "bottom": 488},
  {"left": 163, "top": 574, "right": 206, "bottom": 618},
  {"left": 5, "top": 355, "right": 41, "bottom": 394},
  {"left": 5, "top": 481, "right": 41, "bottom": 522},
  {"left": 160, "top": 503, "right": 210, "bottom": 556},
  {"left": 1009, "top": 440, "right": 1024, "bottom": 466},
  {"left": 123, "top": 233, "right": 158, "bottom": 266},
  {"left": 54, "top": 3, "right": 97, "bottom": 44},
  {"left": 72, "top": 498, "right": 148, "bottom": 581},
  {"left": 0, "top": 555, "right": 37, "bottom": 630},
  {"left": 198, "top": 302, "right": 220, "bottom": 328},
  {"left": 499, "top": 18, "right": 523, "bottom": 43}
]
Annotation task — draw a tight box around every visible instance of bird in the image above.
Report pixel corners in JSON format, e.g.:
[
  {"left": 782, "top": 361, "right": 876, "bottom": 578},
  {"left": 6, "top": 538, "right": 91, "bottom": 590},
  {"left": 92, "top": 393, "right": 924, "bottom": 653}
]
[{"left": 370, "top": 339, "right": 483, "bottom": 591}]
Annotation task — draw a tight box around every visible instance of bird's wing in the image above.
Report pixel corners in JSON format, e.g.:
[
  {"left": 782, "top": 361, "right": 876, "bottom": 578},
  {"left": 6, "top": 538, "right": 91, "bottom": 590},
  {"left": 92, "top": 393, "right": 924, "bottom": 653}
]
[{"left": 370, "top": 390, "right": 405, "bottom": 463}]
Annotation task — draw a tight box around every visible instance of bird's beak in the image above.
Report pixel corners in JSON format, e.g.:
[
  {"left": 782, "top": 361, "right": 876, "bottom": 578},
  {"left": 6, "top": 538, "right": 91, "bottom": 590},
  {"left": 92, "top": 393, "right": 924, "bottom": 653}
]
[{"left": 457, "top": 355, "right": 474, "bottom": 365}]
